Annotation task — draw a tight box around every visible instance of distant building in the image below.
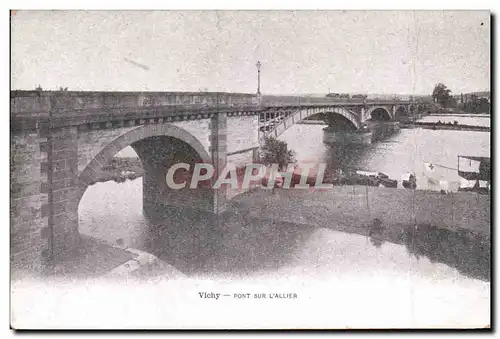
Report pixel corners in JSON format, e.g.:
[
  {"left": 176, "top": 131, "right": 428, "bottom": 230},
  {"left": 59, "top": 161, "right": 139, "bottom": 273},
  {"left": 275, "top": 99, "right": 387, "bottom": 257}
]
[
  {"left": 351, "top": 94, "right": 367, "bottom": 100},
  {"left": 461, "top": 91, "right": 490, "bottom": 104},
  {"left": 325, "top": 93, "right": 350, "bottom": 100}
]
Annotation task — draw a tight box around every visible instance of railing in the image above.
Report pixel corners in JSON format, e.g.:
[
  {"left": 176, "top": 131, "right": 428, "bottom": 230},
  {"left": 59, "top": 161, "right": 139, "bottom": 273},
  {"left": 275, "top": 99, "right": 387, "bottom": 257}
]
[
  {"left": 261, "top": 95, "right": 410, "bottom": 107},
  {"left": 258, "top": 105, "right": 363, "bottom": 140},
  {"left": 11, "top": 91, "right": 415, "bottom": 118},
  {"left": 10, "top": 91, "right": 260, "bottom": 118}
]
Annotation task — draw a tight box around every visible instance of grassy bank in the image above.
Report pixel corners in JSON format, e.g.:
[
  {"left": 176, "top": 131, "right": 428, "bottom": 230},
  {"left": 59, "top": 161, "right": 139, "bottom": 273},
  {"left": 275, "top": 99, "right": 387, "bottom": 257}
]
[{"left": 226, "top": 187, "right": 490, "bottom": 281}]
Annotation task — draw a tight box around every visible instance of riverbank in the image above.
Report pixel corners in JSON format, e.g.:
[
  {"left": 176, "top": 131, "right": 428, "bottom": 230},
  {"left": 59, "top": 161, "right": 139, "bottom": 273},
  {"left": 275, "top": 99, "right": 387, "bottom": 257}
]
[
  {"left": 88, "top": 157, "right": 143, "bottom": 185},
  {"left": 227, "top": 186, "right": 490, "bottom": 235},
  {"left": 428, "top": 113, "right": 490, "bottom": 118},
  {"left": 400, "top": 121, "right": 490, "bottom": 132}
]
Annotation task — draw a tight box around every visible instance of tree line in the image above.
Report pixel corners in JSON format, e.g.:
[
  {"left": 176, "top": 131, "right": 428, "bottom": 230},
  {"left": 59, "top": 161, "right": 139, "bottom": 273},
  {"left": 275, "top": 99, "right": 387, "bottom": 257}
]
[{"left": 432, "top": 83, "right": 490, "bottom": 114}]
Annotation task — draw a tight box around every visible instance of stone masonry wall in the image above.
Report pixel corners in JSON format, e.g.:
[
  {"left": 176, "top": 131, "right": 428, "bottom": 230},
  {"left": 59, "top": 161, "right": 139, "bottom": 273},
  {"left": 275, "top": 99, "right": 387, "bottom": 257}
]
[
  {"left": 77, "top": 126, "right": 138, "bottom": 175},
  {"left": 10, "top": 130, "right": 48, "bottom": 274},
  {"left": 227, "top": 151, "right": 254, "bottom": 169},
  {"left": 226, "top": 115, "right": 259, "bottom": 154},
  {"left": 77, "top": 119, "right": 210, "bottom": 177},
  {"left": 172, "top": 119, "right": 211, "bottom": 156},
  {"left": 48, "top": 126, "right": 80, "bottom": 262},
  {"left": 209, "top": 113, "right": 228, "bottom": 213}
]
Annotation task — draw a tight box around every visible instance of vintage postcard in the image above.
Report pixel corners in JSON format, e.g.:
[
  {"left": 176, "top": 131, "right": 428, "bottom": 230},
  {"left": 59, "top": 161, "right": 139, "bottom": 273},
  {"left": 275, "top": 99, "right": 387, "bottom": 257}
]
[{"left": 10, "top": 10, "right": 491, "bottom": 329}]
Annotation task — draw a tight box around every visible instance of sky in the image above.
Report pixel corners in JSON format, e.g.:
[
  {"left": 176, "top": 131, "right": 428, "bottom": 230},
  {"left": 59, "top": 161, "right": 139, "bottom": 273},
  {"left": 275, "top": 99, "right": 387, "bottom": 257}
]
[{"left": 11, "top": 10, "right": 490, "bottom": 95}]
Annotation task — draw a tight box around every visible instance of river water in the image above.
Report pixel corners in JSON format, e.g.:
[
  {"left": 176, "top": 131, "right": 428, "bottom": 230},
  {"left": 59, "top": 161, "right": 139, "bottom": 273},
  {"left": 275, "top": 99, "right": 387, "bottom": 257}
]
[
  {"left": 77, "top": 116, "right": 490, "bottom": 327},
  {"left": 280, "top": 122, "right": 490, "bottom": 192}
]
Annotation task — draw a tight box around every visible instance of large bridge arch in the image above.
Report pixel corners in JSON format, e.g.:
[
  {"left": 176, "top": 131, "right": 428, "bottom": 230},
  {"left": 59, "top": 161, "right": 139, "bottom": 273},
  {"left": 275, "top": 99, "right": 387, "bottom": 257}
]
[
  {"left": 366, "top": 106, "right": 392, "bottom": 121},
  {"left": 394, "top": 105, "right": 409, "bottom": 120},
  {"left": 321, "top": 111, "right": 359, "bottom": 131},
  {"left": 264, "top": 106, "right": 361, "bottom": 138},
  {"left": 77, "top": 123, "right": 214, "bottom": 218}
]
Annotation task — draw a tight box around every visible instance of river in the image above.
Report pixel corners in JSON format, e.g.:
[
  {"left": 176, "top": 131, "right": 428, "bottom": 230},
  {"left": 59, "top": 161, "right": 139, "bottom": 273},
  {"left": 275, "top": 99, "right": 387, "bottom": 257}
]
[
  {"left": 77, "top": 116, "right": 490, "bottom": 327},
  {"left": 279, "top": 122, "right": 490, "bottom": 192}
]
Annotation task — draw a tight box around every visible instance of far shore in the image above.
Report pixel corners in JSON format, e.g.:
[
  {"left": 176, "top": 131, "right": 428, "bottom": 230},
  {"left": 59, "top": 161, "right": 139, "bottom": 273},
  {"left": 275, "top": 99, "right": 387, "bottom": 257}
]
[
  {"left": 427, "top": 113, "right": 490, "bottom": 118},
  {"left": 400, "top": 121, "right": 490, "bottom": 132},
  {"left": 88, "top": 157, "right": 143, "bottom": 185}
]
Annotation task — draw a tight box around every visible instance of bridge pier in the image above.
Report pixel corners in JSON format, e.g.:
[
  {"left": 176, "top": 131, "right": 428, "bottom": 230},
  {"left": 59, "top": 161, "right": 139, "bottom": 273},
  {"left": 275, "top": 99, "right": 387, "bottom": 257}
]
[
  {"left": 130, "top": 135, "right": 213, "bottom": 220},
  {"left": 367, "top": 121, "right": 400, "bottom": 142},
  {"left": 131, "top": 113, "right": 230, "bottom": 219},
  {"left": 11, "top": 124, "right": 81, "bottom": 275},
  {"left": 210, "top": 112, "right": 229, "bottom": 214},
  {"left": 44, "top": 126, "right": 81, "bottom": 267},
  {"left": 11, "top": 129, "right": 50, "bottom": 274}
]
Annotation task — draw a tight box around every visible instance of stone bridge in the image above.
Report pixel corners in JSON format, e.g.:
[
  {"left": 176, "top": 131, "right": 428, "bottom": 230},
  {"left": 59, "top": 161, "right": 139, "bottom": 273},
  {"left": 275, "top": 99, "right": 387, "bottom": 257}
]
[
  {"left": 259, "top": 95, "right": 412, "bottom": 138},
  {"left": 10, "top": 90, "right": 411, "bottom": 273}
]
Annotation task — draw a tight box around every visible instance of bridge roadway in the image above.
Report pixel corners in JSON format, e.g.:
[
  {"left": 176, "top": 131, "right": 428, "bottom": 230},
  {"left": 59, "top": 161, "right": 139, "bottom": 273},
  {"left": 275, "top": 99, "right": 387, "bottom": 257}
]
[
  {"left": 10, "top": 90, "right": 414, "bottom": 275},
  {"left": 11, "top": 90, "right": 412, "bottom": 129}
]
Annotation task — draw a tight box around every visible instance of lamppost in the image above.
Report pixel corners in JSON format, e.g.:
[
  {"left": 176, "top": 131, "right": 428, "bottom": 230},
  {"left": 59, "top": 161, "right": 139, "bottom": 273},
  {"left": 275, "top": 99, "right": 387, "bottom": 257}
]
[{"left": 256, "top": 61, "right": 261, "bottom": 95}]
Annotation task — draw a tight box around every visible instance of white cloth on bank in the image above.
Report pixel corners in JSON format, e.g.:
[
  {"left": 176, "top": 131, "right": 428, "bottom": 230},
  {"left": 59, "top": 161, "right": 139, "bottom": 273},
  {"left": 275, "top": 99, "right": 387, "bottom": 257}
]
[{"left": 458, "top": 157, "right": 481, "bottom": 173}]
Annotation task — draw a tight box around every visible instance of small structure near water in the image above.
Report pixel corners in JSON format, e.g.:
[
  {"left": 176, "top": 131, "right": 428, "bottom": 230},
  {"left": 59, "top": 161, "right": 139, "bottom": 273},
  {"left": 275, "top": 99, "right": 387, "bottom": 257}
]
[
  {"left": 458, "top": 155, "right": 490, "bottom": 194},
  {"left": 260, "top": 163, "right": 400, "bottom": 189}
]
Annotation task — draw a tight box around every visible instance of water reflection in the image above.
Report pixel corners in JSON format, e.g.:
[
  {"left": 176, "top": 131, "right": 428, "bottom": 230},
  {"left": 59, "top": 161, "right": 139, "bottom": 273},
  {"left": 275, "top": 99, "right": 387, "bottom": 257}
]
[
  {"left": 322, "top": 142, "right": 374, "bottom": 172},
  {"left": 365, "top": 218, "right": 490, "bottom": 281},
  {"left": 79, "top": 179, "right": 490, "bottom": 282},
  {"left": 368, "top": 218, "right": 385, "bottom": 248},
  {"left": 399, "top": 224, "right": 490, "bottom": 281},
  {"left": 94, "top": 203, "right": 315, "bottom": 277},
  {"left": 78, "top": 180, "right": 309, "bottom": 276}
]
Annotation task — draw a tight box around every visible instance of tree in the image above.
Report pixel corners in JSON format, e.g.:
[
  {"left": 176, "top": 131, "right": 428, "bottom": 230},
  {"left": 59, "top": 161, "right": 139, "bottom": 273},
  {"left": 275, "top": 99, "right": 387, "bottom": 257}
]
[
  {"left": 259, "top": 137, "right": 296, "bottom": 191},
  {"left": 447, "top": 96, "right": 458, "bottom": 108},
  {"left": 260, "top": 137, "right": 296, "bottom": 171},
  {"left": 432, "top": 83, "right": 453, "bottom": 108},
  {"left": 461, "top": 95, "right": 490, "bottom": 114},
  {"left": 478, "top": 98, "right": 490, "bottom": 114}
]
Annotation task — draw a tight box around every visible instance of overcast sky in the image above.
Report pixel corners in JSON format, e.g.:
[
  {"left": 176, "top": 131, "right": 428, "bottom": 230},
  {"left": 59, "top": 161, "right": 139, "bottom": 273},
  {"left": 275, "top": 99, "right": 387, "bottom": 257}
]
[{"left": 11, "top": 10, "right": 490, "bottom": 95}]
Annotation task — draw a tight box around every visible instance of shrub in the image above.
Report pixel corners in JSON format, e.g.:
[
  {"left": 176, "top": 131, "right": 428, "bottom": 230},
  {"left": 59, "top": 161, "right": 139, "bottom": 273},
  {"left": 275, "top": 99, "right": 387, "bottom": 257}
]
[{"left": 260, "top": 137, "right": 296, "bottom": 170}]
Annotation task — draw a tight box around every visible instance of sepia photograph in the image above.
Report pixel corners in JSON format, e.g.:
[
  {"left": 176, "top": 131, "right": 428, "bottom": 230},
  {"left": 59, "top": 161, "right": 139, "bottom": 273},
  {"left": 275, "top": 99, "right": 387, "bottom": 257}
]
[{"left": 9, "top": 8, "right": 491, "bottom": 330}]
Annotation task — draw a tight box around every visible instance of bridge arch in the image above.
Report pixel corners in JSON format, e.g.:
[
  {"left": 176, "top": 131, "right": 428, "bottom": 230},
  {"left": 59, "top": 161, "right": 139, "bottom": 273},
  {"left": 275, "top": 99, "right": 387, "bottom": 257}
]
[
  {"left": 321, "top": 111, "right": 359, "bottom": 131},
  {"left": 77, "top": 123, "right": 213, "bottom": 217},
  {"left": 394, "top": 105, "right": 408, "bottom": 120},
  {"left": 262, "top": 106, "right": 361, "bottom": 139},
  {"left": 366, "top": 106, "right": 392, "bottom": 121}
]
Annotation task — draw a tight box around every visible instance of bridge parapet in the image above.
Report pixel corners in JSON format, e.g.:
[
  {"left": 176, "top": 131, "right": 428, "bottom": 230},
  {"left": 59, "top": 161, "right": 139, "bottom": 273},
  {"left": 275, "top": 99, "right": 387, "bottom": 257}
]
[
  {"left": 261, "top": 95, "right": 410, "bottom": 107},
  {"left": 11, "top": 91, "right": 260, "bottom": 118}
]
